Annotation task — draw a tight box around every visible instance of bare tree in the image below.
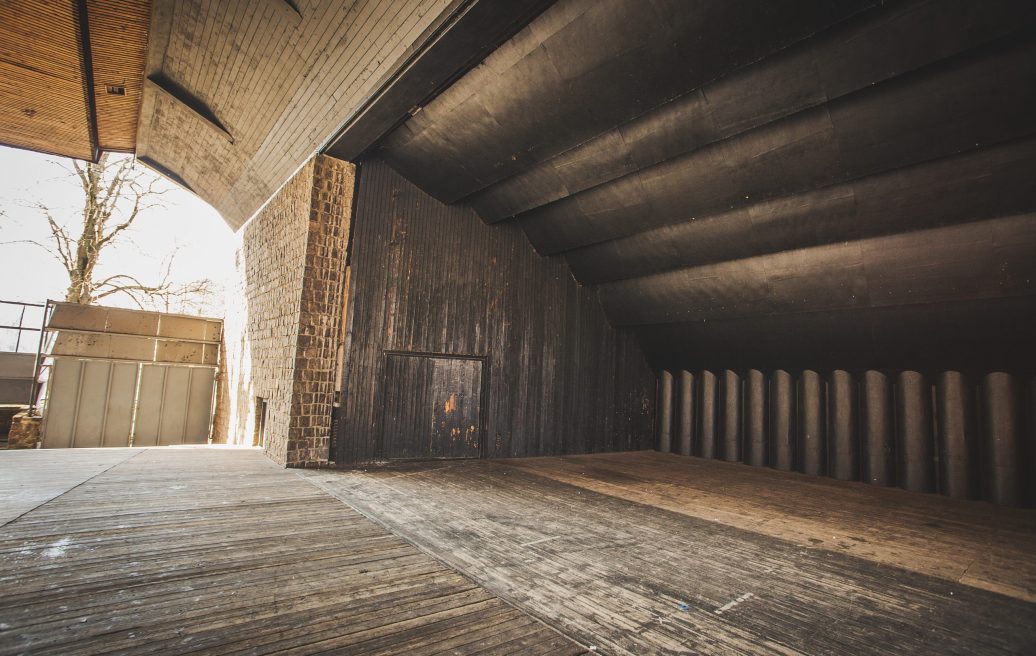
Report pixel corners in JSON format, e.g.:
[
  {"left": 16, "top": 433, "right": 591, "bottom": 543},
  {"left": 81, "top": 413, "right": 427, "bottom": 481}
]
[{"left": 8, "top": 153, "right": 215, "bottom": 311}]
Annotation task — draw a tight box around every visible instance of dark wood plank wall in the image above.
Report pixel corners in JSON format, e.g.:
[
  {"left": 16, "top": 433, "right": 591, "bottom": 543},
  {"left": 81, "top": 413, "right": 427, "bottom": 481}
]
[{"left": 334, "top": 160, "right": 654, "bottom": 464}]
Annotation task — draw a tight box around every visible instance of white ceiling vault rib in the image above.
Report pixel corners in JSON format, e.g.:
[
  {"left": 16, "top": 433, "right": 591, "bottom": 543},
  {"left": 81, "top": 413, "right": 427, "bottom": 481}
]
[
  {"left": 134, "top": 0, "right": 458, "bottom": 230},
  {"left": 272, "top": 0, "right": 304, "bottom": 21},
  {"left": 145, "top": 73, "right": 234, "bottom": 144}
]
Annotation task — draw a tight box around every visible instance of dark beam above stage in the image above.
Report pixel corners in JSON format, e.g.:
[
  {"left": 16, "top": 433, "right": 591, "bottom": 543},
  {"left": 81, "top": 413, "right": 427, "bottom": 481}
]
[
  {"left": 369, "top": 0, "right": 1036, "bottom": 373},
  {"left": 324, "top": 0, "right": 555, "bottom": 162}
]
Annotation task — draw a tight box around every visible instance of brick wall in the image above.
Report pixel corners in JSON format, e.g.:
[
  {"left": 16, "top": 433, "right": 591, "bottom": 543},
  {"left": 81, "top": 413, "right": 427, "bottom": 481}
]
[{"left": 218, "top": 155, "right": 354, "bottom": 466}]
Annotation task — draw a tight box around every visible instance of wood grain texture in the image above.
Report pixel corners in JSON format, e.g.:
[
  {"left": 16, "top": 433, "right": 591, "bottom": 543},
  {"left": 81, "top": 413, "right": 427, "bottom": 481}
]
[
  {"left": 87, "top": 0, "right": 150, "bottom": 152},
  {"left": 334, "top": 160, "right": 654, "bottom": 464},
  {"left": 0, "top": 448, "right": 583, "bottom": 656},
  {"left": 135, "top": 0, "right": 463, "bottom": 228},
  {"left": 305, "top": 455, "right": 1036, "bottom": 655},
  {"left": 0, "top": 0, "right": 93, "bottom": 159},
  {"left": 0, "top": 448, "right": 140, "bottom": 526},
  {"left": 0, "top": 1, "right": 149, "bottom": 160},
  {"left": 504, "top": 451, "right": 1036, "bottom": 602}
]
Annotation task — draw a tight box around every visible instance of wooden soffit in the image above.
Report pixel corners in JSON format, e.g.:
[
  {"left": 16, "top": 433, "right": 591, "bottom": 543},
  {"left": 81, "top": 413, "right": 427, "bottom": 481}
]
[{"left": 0, "top": 0, "right": 151, "bottom": 162}]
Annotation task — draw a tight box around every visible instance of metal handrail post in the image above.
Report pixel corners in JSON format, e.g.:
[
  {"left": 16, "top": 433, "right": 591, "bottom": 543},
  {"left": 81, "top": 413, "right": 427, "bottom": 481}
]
[
  {"left": 15, "top": 304, "right": 25, "bottom": 352},
  {"left": 28, "top": 299, "right": 52, "bottom": 414}
]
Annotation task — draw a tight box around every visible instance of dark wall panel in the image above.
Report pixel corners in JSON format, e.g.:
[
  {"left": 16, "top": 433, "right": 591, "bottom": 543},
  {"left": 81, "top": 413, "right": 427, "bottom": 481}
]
[
  {"left": 335, "top": 160, "right": 654, "bottom": 464},
  {"left": 657, "top": 370, "right": 674, "bottom": 453},
  {"left": 981, "top": 373, "right": 1025, "bottom": 505},
  {"left": 743, "top": 370, "right": 767, "bottom": 467},
  {"left": 698, "top": 370, "right": 718, "bottom": 460},
  {"left": 895, "top": 372, "right": 935, "bottom": 493},
  {"left": 860, "top": 371, "right": 895, "bottom": 486},
  {"left": 720, "top": 370, "right": 742, "bottom": 462},
  {"left": 676, "top": 370, "right": 693, "bottom": 457},
  {"left": 654, "top": 367, "right": 1035, "bottom": 507},
  {"left": 797, "top": 370, "right": 826, "bottom": 476},
  {"left": 381, "top": 354, "right": 483, "bottom": 459},
  {"left": 936, "top": 371, "right": 978, "bottom": 499},
  {"left": 828, "top": 370, "right": 859, "bottom": 481},
  {"left": 770, "top": 370, "right": 795, "bottom": 471}
]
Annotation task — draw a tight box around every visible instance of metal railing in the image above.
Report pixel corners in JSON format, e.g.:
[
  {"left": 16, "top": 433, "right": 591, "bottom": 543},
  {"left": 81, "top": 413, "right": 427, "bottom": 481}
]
[{"left": 0, "top": 300, "right": 45, "bottom": 353}]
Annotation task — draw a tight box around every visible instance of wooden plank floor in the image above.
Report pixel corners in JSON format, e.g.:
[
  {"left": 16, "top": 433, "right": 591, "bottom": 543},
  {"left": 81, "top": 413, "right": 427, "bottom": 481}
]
[
  {"left": 304, "top": 456, "right": 1036, "bottom": 656},
  {"left": 504, "top": 451, "right": 1036, "bottom": 602},
  {"left": 0, "top": 448, "right": 141, "bottom": 525},
  {"left": 0, "top": 448, "right": 583, "bottom": 656}
]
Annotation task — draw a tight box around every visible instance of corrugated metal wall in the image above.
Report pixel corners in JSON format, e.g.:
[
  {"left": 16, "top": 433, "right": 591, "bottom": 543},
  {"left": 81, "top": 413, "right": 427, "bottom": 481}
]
[
  {"left": 656, "top": 368, "right": 1036, "bottom": 507},
  {"left": 334, "top": 160, "right": 655, "bottom": 464}
]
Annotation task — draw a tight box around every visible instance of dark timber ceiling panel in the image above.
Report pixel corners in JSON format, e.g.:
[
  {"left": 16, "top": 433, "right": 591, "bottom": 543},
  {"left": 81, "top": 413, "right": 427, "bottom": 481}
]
[{"left": 371, "top": 0, "right": 1036, "bottom": 373}]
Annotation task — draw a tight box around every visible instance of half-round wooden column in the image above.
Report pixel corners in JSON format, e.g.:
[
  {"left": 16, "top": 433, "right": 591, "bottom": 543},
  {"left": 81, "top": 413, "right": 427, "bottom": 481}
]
[
  {"left": 698, "top": 370, "right": 718, "bottom": 459},
  {"left": 743, "top": 369, "right": 767, "bottom": 467},
  {"left": 720, "top": 370, "right": 742, "bottom": 462},
  {"left": 769, "top": 370, "right": 794, "bottom": 471},
  {"left": 658, "top": 370, "right": 674, "bottom": 453},
  {"left": 1028, "top": 377, "right": 1036, "bottom": 507},
  {"left": 981, "top": 372, "right": 1023, "bottom": 506},
  {"left": 936, "top": 371, "right": 977, "bottom": 500},
  {"left": 828, "top": 370, "right": 858, "bottom": 481},
  {"left": 797, "top": 370, "right": 826, "bottom": 476},
  {"left": 895, "top": 371, "right": 934, "bottom": 493},
  {"left": 677, "top": 370, "right": 694, "bottom": 456},
  {"left": 860, "top": 371, "right": 895, "bottom": 486}
]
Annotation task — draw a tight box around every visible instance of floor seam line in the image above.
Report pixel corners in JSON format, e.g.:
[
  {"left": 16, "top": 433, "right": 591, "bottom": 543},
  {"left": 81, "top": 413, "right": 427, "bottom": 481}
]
[
  {"left": 0, "top": 448, "right": 147, "bottom": 529},
  {"left": 297, "top": 469, "right": 596, "bottom": 655}
]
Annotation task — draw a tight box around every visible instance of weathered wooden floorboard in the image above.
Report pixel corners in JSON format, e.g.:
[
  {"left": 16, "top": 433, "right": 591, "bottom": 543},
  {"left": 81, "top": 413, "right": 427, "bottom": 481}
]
[
  {"left": 0, "top": 448, "right": 583, "bottom": 656},
  {"left": 0, "top": 448, "right": 142, "bottom": 526},
  {"left": 304, "top": 457, "right": 1036, "bottom": 656},
  {"left": 4, "top": 545, "right": 422, "bottom": 631},
  {"left": 503, "top": 451, "right": 1036, "bottom": 601}
]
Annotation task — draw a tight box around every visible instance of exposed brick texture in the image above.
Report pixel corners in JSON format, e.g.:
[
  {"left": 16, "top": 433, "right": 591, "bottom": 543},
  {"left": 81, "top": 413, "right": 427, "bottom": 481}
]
[{"left": 218, "top": 155, "right": 354, "bottom": 467}]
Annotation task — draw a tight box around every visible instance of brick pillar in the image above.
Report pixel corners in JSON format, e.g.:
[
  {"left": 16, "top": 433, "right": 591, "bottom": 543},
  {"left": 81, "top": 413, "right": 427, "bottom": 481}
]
[
  {"left": 219, "top": 155, "right": 354, "bottom": 466},
  {"left": 286, "top": 156, "right": 354, "bottom": 466}
]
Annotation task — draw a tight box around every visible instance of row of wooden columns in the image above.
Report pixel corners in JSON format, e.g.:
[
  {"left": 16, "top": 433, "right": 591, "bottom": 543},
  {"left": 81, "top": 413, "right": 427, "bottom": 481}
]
[{"left": 657, "top": 369, "right": 1035, "bottom": 507}]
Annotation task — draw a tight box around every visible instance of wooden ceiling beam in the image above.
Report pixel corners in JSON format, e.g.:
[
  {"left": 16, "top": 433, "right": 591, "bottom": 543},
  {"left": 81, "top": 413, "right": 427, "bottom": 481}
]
[{"left": 75, "top": 0, "right": 101, "bottom": 162}]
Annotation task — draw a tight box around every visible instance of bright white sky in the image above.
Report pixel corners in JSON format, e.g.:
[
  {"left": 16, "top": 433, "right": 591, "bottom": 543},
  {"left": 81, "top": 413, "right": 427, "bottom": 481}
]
[{"left": 0, "top": 146, "right": 237, "bottom": 319}]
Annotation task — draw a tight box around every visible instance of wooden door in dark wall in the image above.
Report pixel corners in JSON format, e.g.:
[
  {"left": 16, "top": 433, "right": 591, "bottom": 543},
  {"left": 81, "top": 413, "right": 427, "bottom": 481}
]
[{"left": 381, "top": 353, "right": 483, "bottom": 459}]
